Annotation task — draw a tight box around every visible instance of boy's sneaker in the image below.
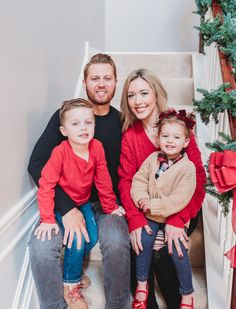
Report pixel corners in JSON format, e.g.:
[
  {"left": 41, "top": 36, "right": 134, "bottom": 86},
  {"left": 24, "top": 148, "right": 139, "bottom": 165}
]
[{"left": 64, "top": 284, "right": 88, "bottom": 309}]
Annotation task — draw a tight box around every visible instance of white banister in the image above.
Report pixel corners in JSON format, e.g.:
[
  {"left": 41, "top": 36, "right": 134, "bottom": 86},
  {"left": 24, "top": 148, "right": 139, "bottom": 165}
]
[{"left": 200, "top": 7, "right": 235, "bottom": 309}]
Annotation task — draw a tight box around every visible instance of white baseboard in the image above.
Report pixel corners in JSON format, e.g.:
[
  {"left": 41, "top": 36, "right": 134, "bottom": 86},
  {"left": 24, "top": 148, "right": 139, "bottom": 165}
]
[
  {"left": 0, "top": 187, "right": 37, "bottom": 237},
  {"left": 0, "top": 188, "right": 39, "bottom": 309},
  {"left": 12, "top": 251, "right": 35, "bottom": 309}
]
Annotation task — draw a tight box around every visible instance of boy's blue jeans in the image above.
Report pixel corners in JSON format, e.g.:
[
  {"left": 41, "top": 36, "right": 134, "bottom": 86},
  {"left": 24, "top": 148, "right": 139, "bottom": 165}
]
[
  {"left": 55, "top": 202, "right": 98, "bottom": 284},
  {"left": 136, "top": 219, "right": 194, "bottom": 295}
]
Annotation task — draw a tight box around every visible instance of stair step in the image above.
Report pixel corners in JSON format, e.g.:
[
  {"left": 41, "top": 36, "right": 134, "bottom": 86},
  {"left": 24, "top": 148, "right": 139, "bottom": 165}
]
[
  {"left": 168, "top": 104, "right": 194, "bottom": 113},
  {"left": 189, "top": 215, "right": 205, "bottom": 268},
  {"left": 162, "top": 78, "right": 194, "bottom": 106},
  {"left": 83, "top": 261, "right": 207, "bottom": 309},
  {"left": 111, "top": 53, "right": 193, "bottom": 78},
  {"left": 111, "top": 77, "right": 194, "bottom": 111},
  {"left": 88, "top": 215, "right": 205, "bottom": 269},
  {"left": 155, "top": 267, "right": 207, "bottom": 309},
  {"left": 86, "top": 217, "right": 206, "bottom": 308}
]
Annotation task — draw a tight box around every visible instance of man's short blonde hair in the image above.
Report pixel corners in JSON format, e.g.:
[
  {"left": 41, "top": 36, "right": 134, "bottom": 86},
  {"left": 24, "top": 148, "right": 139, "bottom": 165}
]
[{"left": 83, "top": 53, "right": 117, "bottom": 80}]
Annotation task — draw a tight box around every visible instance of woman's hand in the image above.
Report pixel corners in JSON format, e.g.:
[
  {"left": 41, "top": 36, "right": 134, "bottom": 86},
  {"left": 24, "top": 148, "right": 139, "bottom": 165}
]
[
  {"left": 130, "top": 225, "right": 152, "bottom": 255},
  {"left": 34, "top": 222, "right": 59, "bottom": 241},
  {"left": 165, "top": 224, "right": 188, "bottom": 258},
  {"left": 138, "top": 198, "right": 150, "bottom": 213}
]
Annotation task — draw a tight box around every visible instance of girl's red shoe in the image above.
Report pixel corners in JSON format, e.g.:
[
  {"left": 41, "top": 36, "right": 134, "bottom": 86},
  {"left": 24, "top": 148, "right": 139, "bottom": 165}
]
[{"left": 132, "top": 283, "right": 149, "bottom": 309}]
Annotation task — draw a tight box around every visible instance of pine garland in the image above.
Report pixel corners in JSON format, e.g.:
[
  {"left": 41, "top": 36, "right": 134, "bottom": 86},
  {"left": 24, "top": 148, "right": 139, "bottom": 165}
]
[
  {"left": 194, "top": 0, "right": 236, "bottom": 25},
  {"left": 217, "top": 0, "right": 236, "bottom": 17},
  {"left": 205, "top": 132, "right": 236, "bottom": 215},
  {"left": 193, "top": 1, "right": 236, "bottom": 216},
  {"left": 221, "top": 41, "right": 236, "bottom": 77},
  {"left": 193, "top": 0, "right": 212, "bottom": 21},
  {"left": 194, "top": 1, "right": 236, "bottom": 79},
  {"left": 192, "top": 83, "right": 236, "bottom": 124},
  {"left": 205, "top": 132, "right": 236, "bottom": 150}
]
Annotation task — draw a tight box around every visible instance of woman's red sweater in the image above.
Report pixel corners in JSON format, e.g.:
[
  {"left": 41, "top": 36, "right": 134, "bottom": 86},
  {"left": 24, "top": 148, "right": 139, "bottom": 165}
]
[{"left": 118, "top": 121, "right": 206, "bottom": 233}]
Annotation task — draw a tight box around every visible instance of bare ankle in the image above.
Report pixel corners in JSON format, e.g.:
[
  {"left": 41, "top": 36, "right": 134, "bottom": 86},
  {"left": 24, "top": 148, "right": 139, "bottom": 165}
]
[
  {"left": 181, "top": 293, "right": 194, "bottom": 307},
  {"left": 137, "top": 280, "right": 148, "bottom": 290},
  {"left": 135, "top": 281, "right": 148, "bottom": 302}
]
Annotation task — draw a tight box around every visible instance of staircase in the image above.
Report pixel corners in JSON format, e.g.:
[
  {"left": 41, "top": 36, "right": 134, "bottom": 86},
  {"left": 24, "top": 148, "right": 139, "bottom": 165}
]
[{"left": 80, "top": 51, "right": 208, "bottom": 309}]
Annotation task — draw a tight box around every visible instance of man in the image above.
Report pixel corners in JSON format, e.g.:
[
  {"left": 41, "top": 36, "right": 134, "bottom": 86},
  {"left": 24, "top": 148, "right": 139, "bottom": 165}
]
[{"left": 28, "top": 54, "right": 130, "bottom": 309}]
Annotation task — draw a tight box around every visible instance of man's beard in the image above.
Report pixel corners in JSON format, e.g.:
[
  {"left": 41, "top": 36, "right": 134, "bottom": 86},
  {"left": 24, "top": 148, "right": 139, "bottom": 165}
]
[{"left": 86, "top": 88, "right": 116, "bottom": 106}]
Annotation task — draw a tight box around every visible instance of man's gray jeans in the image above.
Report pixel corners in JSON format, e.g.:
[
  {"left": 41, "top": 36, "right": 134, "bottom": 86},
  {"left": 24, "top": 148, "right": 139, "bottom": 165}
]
[{"left": 29, "top": 202, "right": 131, "bottom": 309}]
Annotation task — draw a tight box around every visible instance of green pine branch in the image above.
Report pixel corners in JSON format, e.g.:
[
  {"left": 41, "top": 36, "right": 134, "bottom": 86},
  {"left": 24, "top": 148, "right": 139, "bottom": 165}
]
[
  {"left": 205, "top": 132, "right": 236, "bottom": 150},
  {"left": 193, "top": 1, "right": 236, "bottom": 79},
  {"left": 205, "top": 184, "right": 233, "bottom": 215},
  {"left": 216, "top": 0, "right": 236, "bottom": 18},
  {"left": 193, "top": 83, "right": 236, "bottom": 125},
  {"left": 193, "top": 0, "right": 212, "bottom": 21},
  {"left": 195, "top": 13, "right": 236, "bottom": 49},
  {"left": 220, "top": 41, "right": 236, "bottom": 78}
]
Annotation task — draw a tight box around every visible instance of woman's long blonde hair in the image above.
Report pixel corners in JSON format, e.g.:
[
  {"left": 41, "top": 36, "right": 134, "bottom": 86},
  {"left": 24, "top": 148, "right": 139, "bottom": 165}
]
[{"left": 120, "top": 69, "right": 168, "bottom": 132}]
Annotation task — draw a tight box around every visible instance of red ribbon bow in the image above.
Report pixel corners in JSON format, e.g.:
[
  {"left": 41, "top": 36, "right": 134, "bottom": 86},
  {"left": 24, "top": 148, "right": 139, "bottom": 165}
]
[
  {"left": 209, "top": 150, "right": 236, "bottom": 267},
  {"left": 157, "top": 109, "right": 196, "bottom": 129}
]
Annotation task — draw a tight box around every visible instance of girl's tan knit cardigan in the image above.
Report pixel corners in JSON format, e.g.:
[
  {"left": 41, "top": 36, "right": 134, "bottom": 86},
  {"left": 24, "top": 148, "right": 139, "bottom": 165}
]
[{"left": 131, "top": 151, "right": 196, "bottom": 224}]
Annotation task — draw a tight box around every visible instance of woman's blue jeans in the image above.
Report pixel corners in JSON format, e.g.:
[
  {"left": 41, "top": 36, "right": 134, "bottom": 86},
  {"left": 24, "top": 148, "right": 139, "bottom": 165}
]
[
  {"left": 136, "top": 219, "right": 194, "bottom": 295},
  {"left": 55, "top": 202, "right": 98, "bottom": 284}
]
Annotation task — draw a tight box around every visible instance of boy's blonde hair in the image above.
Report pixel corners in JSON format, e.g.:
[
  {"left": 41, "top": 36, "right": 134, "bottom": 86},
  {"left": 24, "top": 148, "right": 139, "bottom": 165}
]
[
  {"left": 59, "top": 98, "right": 93, "bottom": 125},
  {"left": 120, "top": 69, "right": 168, "bottom": 132}
]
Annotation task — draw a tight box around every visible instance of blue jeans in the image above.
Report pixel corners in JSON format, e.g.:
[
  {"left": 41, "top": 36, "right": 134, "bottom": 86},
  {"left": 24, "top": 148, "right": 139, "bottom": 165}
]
[
  {"left": 55, "top": 202, "right": 98, "bottom": 284},
  {"left": 136, "top": 219, "right": 194, "bottom": 295},
  {"left": 29, "top": 201, "right": 130, "bottom": 309}
]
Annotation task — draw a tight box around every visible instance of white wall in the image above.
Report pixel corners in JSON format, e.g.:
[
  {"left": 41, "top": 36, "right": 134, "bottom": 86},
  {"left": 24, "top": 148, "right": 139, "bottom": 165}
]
[
  {"left": 0, "top": 1, "right": 105, "bottom": 308},
  {"left": 105, "top": 0, "right": 200, "bottom": 52},
  {"left": 0, "top": 0, "right": 105, "bottom": 219}
]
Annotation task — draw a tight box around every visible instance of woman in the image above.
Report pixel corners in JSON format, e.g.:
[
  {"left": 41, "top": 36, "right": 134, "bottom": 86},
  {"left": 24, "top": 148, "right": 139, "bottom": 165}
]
[{"left": 118, "top": 69, "right": 206, "bottom": 309}]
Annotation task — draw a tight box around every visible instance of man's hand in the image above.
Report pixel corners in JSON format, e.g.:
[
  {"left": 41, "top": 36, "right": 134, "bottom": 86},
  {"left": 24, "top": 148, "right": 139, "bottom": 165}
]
[
  {"left": 34, "top": 222, "right": 59, "bottom": 241},
  {"left": 111, "top": 206, "right": 126, "bottom": 216},
  {"left": 62, "top": 208, "right": 89, "bottom": 249},
  {"left": 165, "top": 224, "right": 188, "bottom": 257},
  {"left": 138, "top": 198, "right": 150, "bottom": 213},
  {"left": 130, "top": 225, "right": 152, "bottom": 255}
]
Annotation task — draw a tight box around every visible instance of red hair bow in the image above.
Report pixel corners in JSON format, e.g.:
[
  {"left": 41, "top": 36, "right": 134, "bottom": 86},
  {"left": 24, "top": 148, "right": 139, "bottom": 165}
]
[{"left": 158, "top": 109, "right": 195, "bottom": 129}]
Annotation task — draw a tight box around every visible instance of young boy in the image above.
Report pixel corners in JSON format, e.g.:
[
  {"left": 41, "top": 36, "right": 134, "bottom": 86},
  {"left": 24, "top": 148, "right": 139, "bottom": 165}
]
[
  {"left": 35, "top": 98, "right": 124, "bottom": 309},
  {"left": 131, "top": 110, "right": 196, "bottom": 309}
]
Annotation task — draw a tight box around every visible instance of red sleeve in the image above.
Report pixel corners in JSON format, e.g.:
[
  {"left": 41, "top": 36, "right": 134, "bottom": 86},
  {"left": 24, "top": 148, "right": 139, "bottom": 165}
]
[
  {"left": 166, "top": 132, "right": 206, "bottom": 227},
  {"left": 94, "top": 142, "right": 118, "bottom": 214},
  {"left": 37, "top": 147, "right": 63, "bottom": 224},
  {"left": 118, "top": 133, "right": 148, "bottom": 233}
]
